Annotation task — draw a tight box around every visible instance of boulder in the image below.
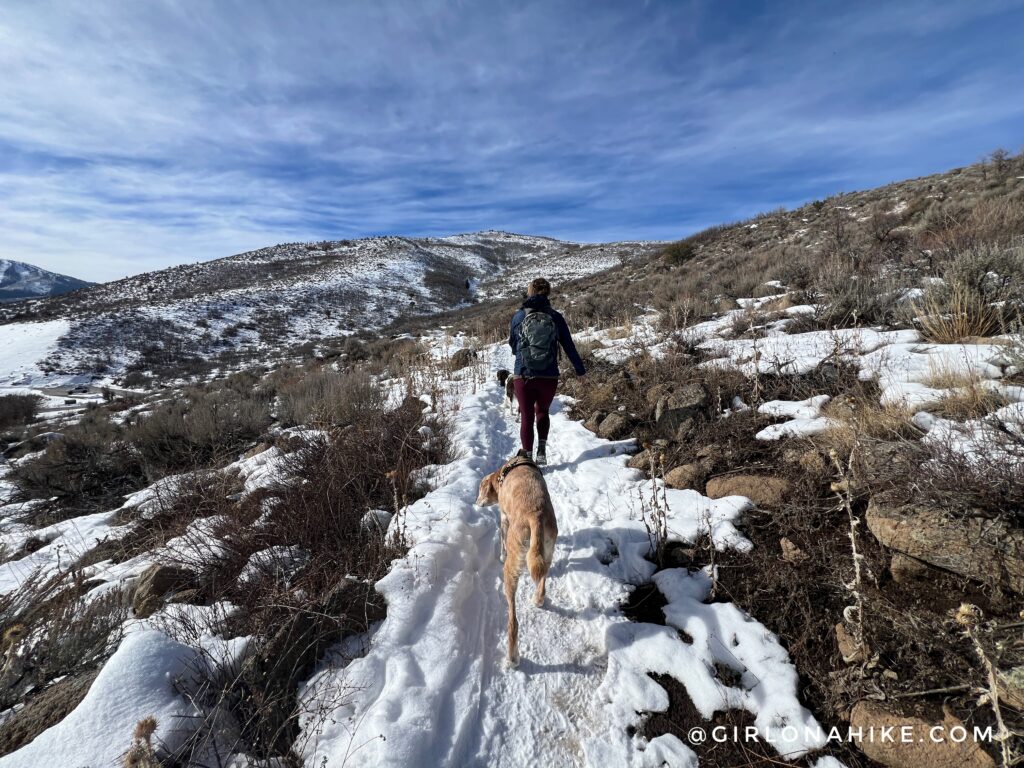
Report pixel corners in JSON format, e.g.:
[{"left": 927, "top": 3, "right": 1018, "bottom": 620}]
[
  {"left": 133, "top": 564, "right": 200, "bottom": 618},
  {"left": 664, "top": 463, "right": 706, "bottom": 490},
  {"left": 705, "top": 474, "right": 792, "bottom": 508},
  {"left": 849, "top": 701, "right": 994, "bottom": 768},
  {"left": 597, "top": 413, "right": 632, "bottom": 440},
  {"left": 866, "top": 495, "right": 1024, "bottom": 593},
  {"left": 645, "top": 383, "right": 673, "bottom": 408},
  {"left": 653, "top": 383, "right": 709, "bottom": 440},
  {"left": 627, "top": 449, "right": 654, "bottom": 470},
  {"left": 583, "top": 411, "right": 606, "bottom": 434},
  {"left": 663, "top": 383, "right": 709, "bottom": 413}
]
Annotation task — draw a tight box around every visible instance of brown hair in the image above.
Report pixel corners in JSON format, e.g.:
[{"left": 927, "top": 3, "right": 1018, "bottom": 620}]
[{"left": 527, "top": 278, "right": 551, "bottom": 296}]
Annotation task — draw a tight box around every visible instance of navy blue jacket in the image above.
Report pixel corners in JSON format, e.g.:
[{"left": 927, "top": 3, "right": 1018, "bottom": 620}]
[{"left": 509, "top": 295, "right": 586, "bottom": 377}]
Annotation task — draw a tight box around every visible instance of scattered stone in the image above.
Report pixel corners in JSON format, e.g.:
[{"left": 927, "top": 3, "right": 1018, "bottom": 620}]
[
  {"left": 597, "top": 412, "right": 632, "bottom": 440},
  {"left": 663, "top": 463, "right": 705, "bottom": 490},
  {"left": 866, "top": 494, "right": 1024, "bottom": 593},
  {"left": 132, "top": 565, "right": 200, "bottom": 618},
  {"left": 626, "top": 449, "right": 653, "bottom": 470},
  {"left": 780, "top": 537, "right": 808, "bottom": 563},
  {"left": 835, "top": 621, "right": 868, "bottom": 663},
  {"left": 583, "top": 411, "right": 606, "bottom": 434},
  {"left": 849, "top": 701, "right": 994, "bottom": 768},
  {"left": 705, "top": 474, "right": 792, "bottom": 508}
]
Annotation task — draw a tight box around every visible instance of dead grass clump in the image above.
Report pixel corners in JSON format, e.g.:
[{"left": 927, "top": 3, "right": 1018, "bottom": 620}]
[
  {"left": 914, "top": 241, "right": 1024, "bottom": 342},
  {"left": 823, "top": 392, "right": 920, "bottom": 448},
  {"left": 924, "top": 376, "right": 1010, "bottom": 422},
  {"left": 913, "top": 282, "right": 1004, "bottom": 342}
]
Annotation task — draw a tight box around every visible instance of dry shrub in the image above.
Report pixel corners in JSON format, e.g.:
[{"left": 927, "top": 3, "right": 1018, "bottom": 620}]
[
  {"left": 13, "top": 377, "right": 272, "bottom": 516},
  {"left": 11, "top": 410, "right": 147, "bottom": 517},
  {"left": 0, "top": 567, "right": 127, "bottom": 712},
  {"left": 814, "top": 259, "right": 908, "bottom": 329},
  {"left": 129, "top": 386, "right": 272, "bottom": 476},
  {"left": 0, "top": 394, "right": 41, "bottom": 431},
  {"left": 922, "top": 195, "right": 1024, "bottom": 252},
  {"left": 276, "top": 367, "right": 385, "bottom": 427},
  {"left": 878, "top": 422, "right": 1024, "bottom": 521}
]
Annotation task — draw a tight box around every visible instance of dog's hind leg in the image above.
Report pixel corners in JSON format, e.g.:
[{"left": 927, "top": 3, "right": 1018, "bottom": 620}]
[
  {"left": 532, "top": 522, "right": 557, "bottom": 607},
  {"left": 503, "top": 525, "right": 525, "bottom": 665},
  {"left": 504, "top": 555, "right": 521, "bottom": 665}
]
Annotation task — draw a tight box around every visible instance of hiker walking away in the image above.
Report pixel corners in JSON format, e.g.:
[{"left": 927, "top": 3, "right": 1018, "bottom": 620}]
[{"left": 509, "top": 277, "right": 586, "bottom": 466}]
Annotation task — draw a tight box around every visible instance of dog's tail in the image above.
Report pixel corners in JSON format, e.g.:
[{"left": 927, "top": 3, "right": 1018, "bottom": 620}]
[{"left": 527, "top": 517, "right": 551, "bottom": 583}]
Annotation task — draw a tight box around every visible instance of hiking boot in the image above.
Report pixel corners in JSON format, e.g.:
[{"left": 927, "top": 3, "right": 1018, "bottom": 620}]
[
  {"left": 535, "top": 441, "right": 547, "bottom": 466},
  {"left": 516, "top": 448, "right": 532, "bottom": 461}
]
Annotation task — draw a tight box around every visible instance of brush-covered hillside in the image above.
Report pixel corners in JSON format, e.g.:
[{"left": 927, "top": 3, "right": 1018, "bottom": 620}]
[
  {"left": 0, "top": 150, "right": 1022, "bottom": 768},
  {"left": 0, "top": 232, "right": 659, "bottom": 387}
]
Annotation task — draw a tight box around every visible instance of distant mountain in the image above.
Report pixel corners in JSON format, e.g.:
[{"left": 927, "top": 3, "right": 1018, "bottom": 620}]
[
  {"left": 0, "top": 259, "right": 93, "bottom": 302},
  {"left": 0, "top": 231, "right": 661, "bottom": 381}
]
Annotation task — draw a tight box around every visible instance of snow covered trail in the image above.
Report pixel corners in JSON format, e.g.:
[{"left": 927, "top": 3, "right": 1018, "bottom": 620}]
[{"left": 302, "top": 346, "right": 827, "bottom": 767}]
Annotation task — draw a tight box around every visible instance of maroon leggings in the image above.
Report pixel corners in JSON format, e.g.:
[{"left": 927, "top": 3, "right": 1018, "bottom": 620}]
[{"left": 513, "top": 377, "right": 558, "bottom": 452}]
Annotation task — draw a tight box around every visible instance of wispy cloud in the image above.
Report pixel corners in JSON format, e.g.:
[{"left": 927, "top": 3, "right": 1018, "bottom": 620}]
[{"left": 1, "top": 0, "right": 1022, "bottom": 280}]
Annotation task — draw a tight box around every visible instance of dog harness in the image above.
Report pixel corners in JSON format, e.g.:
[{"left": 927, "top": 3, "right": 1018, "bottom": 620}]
[{"left": 498, "top": 455, "right": 539, "bottom": 485}]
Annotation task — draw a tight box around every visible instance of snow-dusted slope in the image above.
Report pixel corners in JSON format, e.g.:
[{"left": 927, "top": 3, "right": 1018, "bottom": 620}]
[
  {"left": 0, "top": 260, "right": 92, "bottom": 303},
  {"left": 0, "top": 232, "right": 661, "bottom": 383}
]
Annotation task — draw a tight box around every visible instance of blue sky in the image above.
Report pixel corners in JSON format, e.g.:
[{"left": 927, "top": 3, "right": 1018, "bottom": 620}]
[{"left": 1, "top": 0, "right": 1023, "bottom": 281}]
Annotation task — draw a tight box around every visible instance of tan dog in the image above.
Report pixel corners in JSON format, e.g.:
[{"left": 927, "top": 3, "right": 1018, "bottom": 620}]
[{"left": 476, "top": 456, "right": 558, "bottom": 665}]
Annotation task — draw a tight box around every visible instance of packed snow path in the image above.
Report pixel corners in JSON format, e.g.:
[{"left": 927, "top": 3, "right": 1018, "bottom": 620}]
[{"left": 303, "top": 346, "right": 825, "bottom": 767}]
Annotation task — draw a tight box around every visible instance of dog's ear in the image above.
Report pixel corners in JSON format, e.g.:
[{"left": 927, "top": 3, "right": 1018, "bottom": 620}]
[{"left": 475, "top": 472, "right": 499, "bottom": 506}]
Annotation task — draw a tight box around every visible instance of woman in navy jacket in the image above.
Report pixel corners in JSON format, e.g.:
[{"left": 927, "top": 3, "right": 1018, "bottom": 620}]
[{"left": 508, "top": 277, "right": 586, "bottom": 465}]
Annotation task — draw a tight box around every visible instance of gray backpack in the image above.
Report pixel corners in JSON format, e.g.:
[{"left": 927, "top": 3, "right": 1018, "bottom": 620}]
[{"left": 519, "top": 309, "right": 558, "bottom": 372}]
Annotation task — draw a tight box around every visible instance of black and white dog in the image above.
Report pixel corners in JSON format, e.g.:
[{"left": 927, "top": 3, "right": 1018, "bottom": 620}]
[{"left": 496, "top": 369, "right": 519, "bottom": 417}]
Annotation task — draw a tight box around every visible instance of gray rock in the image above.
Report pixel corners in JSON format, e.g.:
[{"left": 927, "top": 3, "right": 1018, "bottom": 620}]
[
  {"left": 664, "top": 463, "right": 705, "bottom": 490},
  {"left": 867, "top": 494, "right": 1024, "bottom": 594},
  {"left": 597, "top": 412, "right": 632, "bottom": 440}
]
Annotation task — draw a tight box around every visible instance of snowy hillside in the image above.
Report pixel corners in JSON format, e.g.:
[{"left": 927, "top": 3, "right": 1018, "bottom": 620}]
[
  {"left": 0, "top": 260, "right": 92, "bottom": 303},
  {"left": 0, "top": 231, "right": 660, "bottom": 386}
]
